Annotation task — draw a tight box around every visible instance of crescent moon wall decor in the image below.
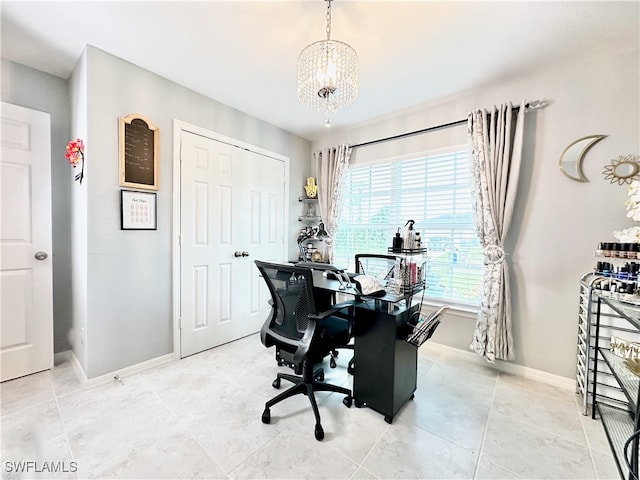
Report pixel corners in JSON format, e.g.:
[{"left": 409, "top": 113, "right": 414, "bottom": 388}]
[{"left": 559, "top": 134, "right": 607, "bottom": 182}]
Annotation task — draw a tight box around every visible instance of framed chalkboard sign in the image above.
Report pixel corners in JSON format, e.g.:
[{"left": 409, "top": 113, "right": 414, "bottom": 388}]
[{"left": 118, "top": 113, "right": 158, "bottom": 190}]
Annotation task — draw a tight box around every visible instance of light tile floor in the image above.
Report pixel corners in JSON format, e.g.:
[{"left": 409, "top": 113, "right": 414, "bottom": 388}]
[{"left": 1, "top": 335, "right": 621, "bottom": 479}]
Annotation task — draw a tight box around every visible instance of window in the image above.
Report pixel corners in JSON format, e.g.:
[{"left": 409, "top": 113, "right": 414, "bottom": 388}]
[{"left": 333, "top": 147, "right": 482, "bottom": 308}]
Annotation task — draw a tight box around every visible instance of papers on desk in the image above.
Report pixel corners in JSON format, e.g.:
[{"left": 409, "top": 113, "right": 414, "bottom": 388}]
[{"left": 406, "top": 305, "right": 449, "bottom": 347}]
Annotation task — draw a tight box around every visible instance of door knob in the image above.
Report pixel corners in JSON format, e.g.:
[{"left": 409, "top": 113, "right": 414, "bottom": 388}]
[
  {"left": 34, "top": 251, "right": 48, "bottom": 261},
  {"left": 234, "top": 251, "right": 243, "bottom": 257},
  {"left": 242, "top": 251, "right": 250, "bottom": 257}
]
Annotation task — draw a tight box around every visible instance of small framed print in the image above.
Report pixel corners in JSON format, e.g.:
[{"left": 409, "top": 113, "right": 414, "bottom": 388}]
[{"left": 120, "top": 190, "right": 157, "bottom": 230}]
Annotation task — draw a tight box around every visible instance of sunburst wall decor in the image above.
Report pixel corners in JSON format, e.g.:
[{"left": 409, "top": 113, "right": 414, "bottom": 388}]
[{"left": 603, "top": 154, "right": 640, "bottom": 185}]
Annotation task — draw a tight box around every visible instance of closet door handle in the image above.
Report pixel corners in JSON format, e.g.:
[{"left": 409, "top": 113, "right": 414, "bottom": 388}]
[
  {"left": 234, "top": 251, "right": 243, "bottom": 258},
  {"left": 241, "top": 251, "right": 250, "bottom": 257}
]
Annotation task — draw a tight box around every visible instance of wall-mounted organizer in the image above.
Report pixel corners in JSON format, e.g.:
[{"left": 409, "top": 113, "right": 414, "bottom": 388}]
[
  {"left": 298, "top": 196, "right": 321, "bottom": 223},
  {"left": 296, "top": 196, "right": 327, "bottom": 262}
]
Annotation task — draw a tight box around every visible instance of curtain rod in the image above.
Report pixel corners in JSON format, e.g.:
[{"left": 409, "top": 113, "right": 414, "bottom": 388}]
[{"left": 351, "top": 101, "right": 538, "bottom": 150}]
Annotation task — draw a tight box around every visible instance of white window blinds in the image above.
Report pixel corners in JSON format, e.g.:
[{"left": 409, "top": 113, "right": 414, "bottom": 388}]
[{"left": 334, "top": 148, "right": 482, "bottom": 307}]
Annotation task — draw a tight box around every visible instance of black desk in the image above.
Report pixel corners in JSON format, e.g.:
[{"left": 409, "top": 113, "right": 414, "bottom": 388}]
[
  {"left": 312, "top": 271, "right": 420, "bottom": 423},
  {"left": 351, "top": 301, "right": 419, "bottom": 423}
]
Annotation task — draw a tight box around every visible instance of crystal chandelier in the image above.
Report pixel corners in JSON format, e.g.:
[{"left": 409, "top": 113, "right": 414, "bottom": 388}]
[{"left": 296, "top": 0, "right": 358, "bottom": 127}]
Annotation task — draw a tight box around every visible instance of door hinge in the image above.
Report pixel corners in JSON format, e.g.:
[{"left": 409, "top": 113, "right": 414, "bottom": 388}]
[{"left": 178, "top": 317, "right": 183, "bottom": 329}]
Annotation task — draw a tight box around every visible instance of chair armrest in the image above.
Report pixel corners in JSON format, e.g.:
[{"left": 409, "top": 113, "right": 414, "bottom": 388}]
[{"left": 309, "top": 300, "right": 358, "bottom": 321}]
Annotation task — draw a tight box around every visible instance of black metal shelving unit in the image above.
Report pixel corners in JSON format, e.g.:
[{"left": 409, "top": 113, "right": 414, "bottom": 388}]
[
  {"left": 592, "top": 296, "right": 640, "bottom": 480},
  {"left": 577, "top": 273, "right": 640, "bottom": 416}
]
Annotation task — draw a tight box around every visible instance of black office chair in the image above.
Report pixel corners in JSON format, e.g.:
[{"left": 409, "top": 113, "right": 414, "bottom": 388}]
[
  {"left": 295, "top": 261, "right": 356, "bottom": 373},
  {"left": 255, "top": 260, "right": 355, "bottom": 441}
]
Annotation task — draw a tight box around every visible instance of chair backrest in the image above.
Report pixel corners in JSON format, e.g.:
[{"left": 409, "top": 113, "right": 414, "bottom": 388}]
[
  {"left": 355, "top": 254, "right": 398, "bottom": 280},
  {"left": 255, "top": 260, "right": 318, "bottom": 365}
]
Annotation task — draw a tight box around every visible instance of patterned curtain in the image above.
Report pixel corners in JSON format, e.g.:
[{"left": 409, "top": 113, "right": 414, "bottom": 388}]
[
  {"left": 468, "top": 101, "right": 525, "bottom": 362},
  {"left": 314, "top": 144, "right": 352, "bottom": 263}
]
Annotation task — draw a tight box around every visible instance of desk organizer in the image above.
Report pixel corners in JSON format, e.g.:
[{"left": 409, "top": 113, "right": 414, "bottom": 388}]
[{"left": 386, "top": 247, "right": 427, "bottom": 295}]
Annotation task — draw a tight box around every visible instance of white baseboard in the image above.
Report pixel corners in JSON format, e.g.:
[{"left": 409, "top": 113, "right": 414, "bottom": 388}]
[
  {"left": 426, "top": 341, "right": 575, "bottom": 392},
  {"left": 68, "top": 350, "right": 175, "bottom": 390},
  {"left": 68, "top": 350, "right": 86, "bottom": 385},
  {"left": 54, "top": 350, "right": 71, "bottom": 365}
]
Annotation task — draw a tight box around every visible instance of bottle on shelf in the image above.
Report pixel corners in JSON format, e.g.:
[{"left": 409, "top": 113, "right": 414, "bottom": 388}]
[
  {"left": 402, "top": 220, "right": 415, "bottom": 248},
  {"left": 392, "top": 229, "right": 403, "bottom": 252}
]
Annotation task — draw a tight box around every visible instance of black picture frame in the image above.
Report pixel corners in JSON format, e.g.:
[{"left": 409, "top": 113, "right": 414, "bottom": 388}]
[{"left": 120, "top": 190, "right": 157, "bottom": 230}]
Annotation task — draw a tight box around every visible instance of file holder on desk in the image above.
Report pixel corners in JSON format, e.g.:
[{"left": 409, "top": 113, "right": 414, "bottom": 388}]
[{"left": 406, "top": 305, "right": 449, "bottom": 347}]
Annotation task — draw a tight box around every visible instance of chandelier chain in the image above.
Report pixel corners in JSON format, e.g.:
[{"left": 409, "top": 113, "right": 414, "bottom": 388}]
[{"left": 326, "top": 0, "right": 332, "bottom": 40}]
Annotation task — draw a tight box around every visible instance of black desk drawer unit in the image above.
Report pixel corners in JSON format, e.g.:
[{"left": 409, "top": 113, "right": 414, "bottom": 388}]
[{"left": 353, "top": 302, "right": 420, "bottom": 423}]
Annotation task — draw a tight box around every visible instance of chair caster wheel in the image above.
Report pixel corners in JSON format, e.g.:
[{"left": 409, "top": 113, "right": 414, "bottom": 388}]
[
  {"left": 410, "top": 393, "right": 415, "bottom": 400},
  {"left": 314, "top": 424, "right": 324, "bottom": 441},
  {"left": 330, "top": 357, "right": 337, "bottom": 369},
  {"left": 354, "top": 400, "right": 364, "bottom": 408},
  {"left": 314, "top": 370, "right": 324, "bottom": 382},
  {"left": 262, "top": 408, "right": 271, "bottom": 424},
  {"left": 347, "top": 365, "right": 354, "bottom": 375},
  {"left": 272, "top": 378, "right": 281, "bottom": 389},
  {"left": 384, "top": 415, "right": 393, "bottom": 424},
  {"left": 343, "top": 395, "right": 353, "bottom": 408}
]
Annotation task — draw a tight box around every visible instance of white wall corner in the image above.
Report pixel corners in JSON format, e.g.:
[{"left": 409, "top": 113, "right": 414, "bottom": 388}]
[{"left": 69, "top": 350, "right": 174, "bottom": 390}]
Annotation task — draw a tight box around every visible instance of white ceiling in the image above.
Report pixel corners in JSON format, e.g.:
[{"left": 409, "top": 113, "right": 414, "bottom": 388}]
[{"left": 2, "top": 1, "right": 638, "bottom": 141}]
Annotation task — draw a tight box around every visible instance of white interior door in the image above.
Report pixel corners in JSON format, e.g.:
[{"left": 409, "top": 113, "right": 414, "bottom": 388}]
[
  {"left": 1, "top": 102, "right": 53, "bottom": 382},
  {"left": 179, "top": 131, "right": 286, "bottom": 358}
]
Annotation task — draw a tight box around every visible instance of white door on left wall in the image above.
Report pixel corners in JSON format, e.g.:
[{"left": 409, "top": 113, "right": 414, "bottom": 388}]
[{"left": 1, "top": 102, "right": 53, "bottom": 382}]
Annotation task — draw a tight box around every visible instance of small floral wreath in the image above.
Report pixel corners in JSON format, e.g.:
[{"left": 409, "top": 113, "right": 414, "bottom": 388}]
[{"left": 65, "top": 138, "right": 84, "bottom": 184}]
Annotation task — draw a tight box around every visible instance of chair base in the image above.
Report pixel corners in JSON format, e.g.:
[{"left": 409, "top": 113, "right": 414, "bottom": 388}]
[
  {"left": 330, "top": 346, "right": 355, "bottom": 375},
  {"left": 262, "top": 359, "right": 352, "bottom": 441}
]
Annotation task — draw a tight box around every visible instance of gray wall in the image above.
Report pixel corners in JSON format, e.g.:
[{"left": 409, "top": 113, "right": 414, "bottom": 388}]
[
  {"left": 5, "top": 41, "right": 638, "bottom": 381},
  {"left": 78, "top": 46, "right": 310, "bottom": 378},
  {"left": 313, "top": 48, "right": 640, "bottom": 379},
  {"left": 1, "top": 59, "right": 73, "bottom": 354},
  {"left": 2, "top": 47, "right": 311, "bottom": 379}
]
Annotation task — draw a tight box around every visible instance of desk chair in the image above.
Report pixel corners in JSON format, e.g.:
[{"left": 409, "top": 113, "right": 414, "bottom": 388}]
[
  {"left": 255, "top": 260, "right": 355, "bottom": 441},
  {"left": 295, "top": 261, "right": 356, "bottom": 373}
]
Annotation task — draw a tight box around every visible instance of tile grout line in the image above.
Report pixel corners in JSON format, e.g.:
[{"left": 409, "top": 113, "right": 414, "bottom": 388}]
[
  {"left": 138, "top": 372, "right": 232, "bottom": 479},
  {"left": 352, "top": 421, "right": 391, "bottom": 478},
  {"left": 0, "top": 370, "right": 56, "bottom": 417},
  {"left": 52, "top": 375, "right": 80, "bottom": 480},
  {"left": 472, "top": 370, "right": 499, "bottom": 479},
  {"left": 575, "top": 399, "right": 606, "bottom": 479}
]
